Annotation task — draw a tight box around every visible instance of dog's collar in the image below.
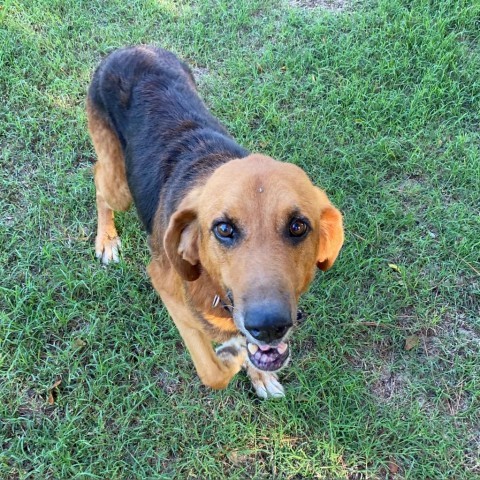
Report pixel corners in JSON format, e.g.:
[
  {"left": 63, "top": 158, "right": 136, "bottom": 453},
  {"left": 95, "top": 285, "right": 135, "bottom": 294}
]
[{"left": 212, "top": 293, "right": 234, "bottom": 314}]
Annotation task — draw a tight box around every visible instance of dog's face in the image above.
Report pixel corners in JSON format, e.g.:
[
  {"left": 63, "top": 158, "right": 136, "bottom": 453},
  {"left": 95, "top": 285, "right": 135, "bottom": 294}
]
[{"left": 164, "top": 154, "right": 344, "bottom": 372}]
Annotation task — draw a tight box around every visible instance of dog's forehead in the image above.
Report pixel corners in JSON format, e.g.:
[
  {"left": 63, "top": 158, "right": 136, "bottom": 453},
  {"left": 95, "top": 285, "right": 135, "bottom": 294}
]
[{"left": 199, "top": 154, "right": 317, "bottom": 217}]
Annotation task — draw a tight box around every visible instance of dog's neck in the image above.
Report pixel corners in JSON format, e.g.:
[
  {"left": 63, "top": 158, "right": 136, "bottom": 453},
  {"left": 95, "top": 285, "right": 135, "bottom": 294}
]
[
  {"left": 212, "top": 292, "right": 234, "bottom": 314},
  {"left": 184, "top": 271, "right": 233, "bottom": 320}
]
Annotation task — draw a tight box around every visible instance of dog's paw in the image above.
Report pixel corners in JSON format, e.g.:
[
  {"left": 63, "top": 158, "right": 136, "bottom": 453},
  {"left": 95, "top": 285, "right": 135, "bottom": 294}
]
[
  {"left": 95, "top": 235, "right": 121, "bottom": 264},
  {"left": 216, "top": 337, "right": 247, "bottom": 367},
  {"left": 246, "top": 365, "right": 285, "bottom": 399}
]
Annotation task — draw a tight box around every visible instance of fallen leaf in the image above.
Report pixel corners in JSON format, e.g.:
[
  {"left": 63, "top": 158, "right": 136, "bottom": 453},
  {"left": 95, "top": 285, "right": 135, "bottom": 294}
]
[
  {"left": 405, "top": 335, "right": 419, "bottom": 351},
  {"left": 295, "top": 394, "right": 309, "bottom": 402},
  {"left": 227, "top": 450, "right": 249, "bottom": 465},
  {"left": 388, "top": 459, "right": 400, "bottom": 475},
  {"left": 74, "top": 338, "right": 86, "bottom": 348},
  {"left": 48, "top": 379, "right": 62, "bottom": 405},
  {"left": 388, "top": 263, "right": 401, "bottom": 273}
]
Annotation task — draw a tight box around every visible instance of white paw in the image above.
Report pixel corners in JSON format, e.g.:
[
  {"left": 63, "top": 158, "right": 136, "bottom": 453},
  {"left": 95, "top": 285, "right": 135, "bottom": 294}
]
[
  {"left": 95, "top": 235, "right": 121, "bottom": 264},
  {"left": 246, "top": 366, "right": 285, "bottom": 399}
]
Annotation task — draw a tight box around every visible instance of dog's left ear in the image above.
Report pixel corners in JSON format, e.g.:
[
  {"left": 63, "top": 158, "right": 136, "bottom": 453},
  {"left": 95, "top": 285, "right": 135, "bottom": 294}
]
[
  {"left": 164, "top": 189, "right": 201, "bottom": 281},
  {"left": 316, "top": 189, "right": 344, "bottom": 271}
]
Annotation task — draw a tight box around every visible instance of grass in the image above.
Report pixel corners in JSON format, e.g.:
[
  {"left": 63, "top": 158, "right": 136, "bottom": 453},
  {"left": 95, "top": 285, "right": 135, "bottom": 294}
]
[{"left": 1, "top": 0, "right": 479, "bottom": 478}]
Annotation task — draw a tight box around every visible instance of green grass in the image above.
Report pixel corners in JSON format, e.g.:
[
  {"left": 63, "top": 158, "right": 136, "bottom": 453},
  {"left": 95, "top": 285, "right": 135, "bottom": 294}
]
[{"left": 1, "top": 0, "right": 479, "bottom": 478}]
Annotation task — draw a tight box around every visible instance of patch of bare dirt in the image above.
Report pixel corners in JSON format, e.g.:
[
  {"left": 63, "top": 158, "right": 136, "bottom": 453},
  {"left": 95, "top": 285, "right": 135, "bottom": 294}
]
[
  {"left": 289, "top": 0, "right": 351, "bottom": 12},
  {"left": 191, "top": 66, "right": 210, "bottom": 87},
  {"left": 370, "top": 367, "right": 409, "bottom": 402},
  {"left": 153, "top": 367, "right": 183, "bottom": 395},
  {"left": 16, "top": 387, "right": 58, "bottom": 424},
  {"left": 466, "top": 428, "right": 480, "bottom": 474}
]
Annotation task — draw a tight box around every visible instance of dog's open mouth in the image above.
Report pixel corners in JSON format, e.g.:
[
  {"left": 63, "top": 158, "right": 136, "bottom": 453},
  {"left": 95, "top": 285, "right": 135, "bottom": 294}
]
[{"left": 247, "top": 341, "right": 289, "bottom": 372}]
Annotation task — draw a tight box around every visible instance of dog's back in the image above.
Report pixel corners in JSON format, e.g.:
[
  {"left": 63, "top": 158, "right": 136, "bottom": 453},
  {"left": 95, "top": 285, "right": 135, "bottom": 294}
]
[
  {"left": 88, "top": 46, "right": 198, "bottom": 148},
  {"left": 87, "top": 46, "right": 248, "bottom": 233}
]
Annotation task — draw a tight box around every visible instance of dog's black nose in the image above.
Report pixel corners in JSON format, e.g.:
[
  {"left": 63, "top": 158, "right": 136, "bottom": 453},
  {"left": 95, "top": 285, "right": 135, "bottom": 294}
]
[{"left": 244, "top": 301, "right": 293, "bottom": 344}]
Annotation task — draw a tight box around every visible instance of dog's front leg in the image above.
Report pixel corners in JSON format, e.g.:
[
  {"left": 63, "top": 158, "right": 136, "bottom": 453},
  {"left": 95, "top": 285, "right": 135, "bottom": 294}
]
[
  {"left": 149, "top": 264, "right": 245, "bottom": 390},
  {"left": 172, "top": 317, "right": 246, "bottom": 390}
]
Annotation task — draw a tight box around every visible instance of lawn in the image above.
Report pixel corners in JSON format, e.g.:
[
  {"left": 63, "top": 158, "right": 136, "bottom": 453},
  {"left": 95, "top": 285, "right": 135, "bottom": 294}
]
[{"left": 1, "top": 0, "right": 479, "bottom": 478}]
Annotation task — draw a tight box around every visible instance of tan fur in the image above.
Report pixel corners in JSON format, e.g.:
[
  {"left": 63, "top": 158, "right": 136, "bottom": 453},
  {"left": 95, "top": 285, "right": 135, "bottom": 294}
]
[
  {"left": 146, "top": 154, "right": 344, "bottom": 392},
  {"left": 159, "top": 155, "right": 343, "bottom": 302},
  {"left": 89, "top": 105, "right": 344, "bottom": 394},
  {"left": 147, "top": 260, "right": 245, "bottom": 389},
  {"left": 87, "top": 99, "right": 132, "bottom": 262}
]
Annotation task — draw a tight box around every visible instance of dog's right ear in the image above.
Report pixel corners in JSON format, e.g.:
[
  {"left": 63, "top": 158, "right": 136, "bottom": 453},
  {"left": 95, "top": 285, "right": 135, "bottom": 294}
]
[
  {"left": 164, "top": 190, "right": 201, "bottom": 281},
  {"left": 315, "top": 188, "right": 344, "bottom": 271}
]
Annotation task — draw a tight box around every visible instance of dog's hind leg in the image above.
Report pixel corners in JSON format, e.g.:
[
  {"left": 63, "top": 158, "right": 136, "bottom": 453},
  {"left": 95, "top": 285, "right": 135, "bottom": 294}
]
[{"left": 87, "top": 99, "right": 132, "bottom": 264}]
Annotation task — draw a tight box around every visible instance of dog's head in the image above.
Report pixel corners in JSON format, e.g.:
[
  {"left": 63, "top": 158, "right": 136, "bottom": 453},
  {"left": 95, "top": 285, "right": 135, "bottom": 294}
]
[{"left": 164, "top": 154, "right": 344, "bottom": 372}]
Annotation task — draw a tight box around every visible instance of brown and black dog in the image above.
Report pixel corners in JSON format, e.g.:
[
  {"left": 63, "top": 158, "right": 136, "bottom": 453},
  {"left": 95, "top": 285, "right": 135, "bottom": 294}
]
[{"left": 87, "top": 45, "right": 344, "bottom": 398}]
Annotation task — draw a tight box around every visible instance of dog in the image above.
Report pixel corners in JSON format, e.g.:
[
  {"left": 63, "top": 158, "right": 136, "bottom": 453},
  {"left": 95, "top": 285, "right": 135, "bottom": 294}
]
[{"left": 87, "top": 45, "right": 344, "bottom": 398}]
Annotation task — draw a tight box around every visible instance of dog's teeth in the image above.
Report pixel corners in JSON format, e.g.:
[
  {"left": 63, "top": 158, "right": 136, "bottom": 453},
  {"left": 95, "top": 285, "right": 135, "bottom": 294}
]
[
  {"left": 277, "top": 342, "right": 288, "bottom": 354},
  {"left": 248, "top": 343, "right": 259, "bottom": 354}
]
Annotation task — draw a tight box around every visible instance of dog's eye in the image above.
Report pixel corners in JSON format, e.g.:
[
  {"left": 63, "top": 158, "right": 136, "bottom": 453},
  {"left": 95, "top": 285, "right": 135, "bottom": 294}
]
[
  {"left": 289, "top": 219, "right": 308, "bottom": 237},
  {"left": 214, "top": 222, "right": 235, "bottom": 239}
]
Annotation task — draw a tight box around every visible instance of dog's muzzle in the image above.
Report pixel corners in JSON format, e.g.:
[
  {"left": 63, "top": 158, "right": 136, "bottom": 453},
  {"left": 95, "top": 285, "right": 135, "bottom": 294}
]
[{"left": 242, "top": 299, "right": 293, "bottom": 372}]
